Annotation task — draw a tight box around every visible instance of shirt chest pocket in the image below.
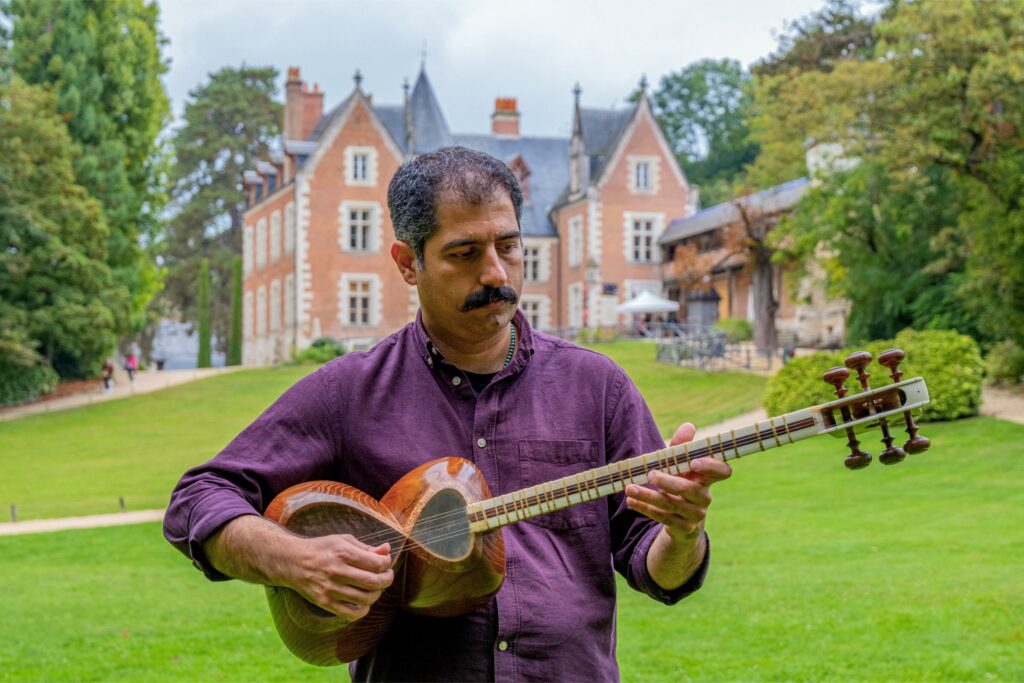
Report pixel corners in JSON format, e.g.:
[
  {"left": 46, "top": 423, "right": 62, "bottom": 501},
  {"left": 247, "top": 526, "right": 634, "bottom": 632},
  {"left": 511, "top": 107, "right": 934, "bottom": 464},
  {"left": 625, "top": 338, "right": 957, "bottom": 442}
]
[{"left": 518, "top": 440, "right": 600, "bottom": 532}]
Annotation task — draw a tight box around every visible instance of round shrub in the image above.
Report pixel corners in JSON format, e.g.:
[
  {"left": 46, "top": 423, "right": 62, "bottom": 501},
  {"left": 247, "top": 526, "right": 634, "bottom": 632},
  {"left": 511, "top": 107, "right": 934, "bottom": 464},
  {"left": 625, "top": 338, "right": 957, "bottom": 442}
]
[
  {"left": 291, "top": 337, "right": 346, "bottom": 365},
  {"left": 763, "top": 329, "right": 983, "bottom": 422},
  {"left": 0, "top": 359, "right": 59, "bottom": 407}
]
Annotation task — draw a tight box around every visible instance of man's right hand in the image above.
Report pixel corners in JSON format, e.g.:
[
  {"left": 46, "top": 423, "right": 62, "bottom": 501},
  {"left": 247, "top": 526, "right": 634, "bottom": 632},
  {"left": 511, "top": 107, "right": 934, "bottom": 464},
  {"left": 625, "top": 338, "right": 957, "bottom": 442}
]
[
  {"left": 286, "top": 534, "right": 394, "bottom": 622},
  {"left": 204, "top": 516, "right": 395, "bottom": 624}
]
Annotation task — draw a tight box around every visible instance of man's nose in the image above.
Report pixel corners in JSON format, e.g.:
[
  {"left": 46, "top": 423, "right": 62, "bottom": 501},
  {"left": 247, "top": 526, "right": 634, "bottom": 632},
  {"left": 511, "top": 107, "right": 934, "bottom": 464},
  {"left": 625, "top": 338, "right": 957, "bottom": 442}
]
[{"left": 479, "top": 246, "right": 508, "bottom": 287}]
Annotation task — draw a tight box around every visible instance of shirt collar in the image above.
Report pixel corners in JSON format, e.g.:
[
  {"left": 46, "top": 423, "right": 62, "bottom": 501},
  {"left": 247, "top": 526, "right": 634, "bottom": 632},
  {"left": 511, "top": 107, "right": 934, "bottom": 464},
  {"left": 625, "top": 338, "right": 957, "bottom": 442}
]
[{"left": 414, "top": 308, "right": 535, "bottom": 375}]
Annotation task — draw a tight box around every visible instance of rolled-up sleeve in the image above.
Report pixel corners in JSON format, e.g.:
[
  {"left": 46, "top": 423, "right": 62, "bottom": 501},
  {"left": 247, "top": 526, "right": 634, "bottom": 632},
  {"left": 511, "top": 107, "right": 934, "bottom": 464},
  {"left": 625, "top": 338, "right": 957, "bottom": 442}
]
[
  {"left": 163, "top": 367, "right": 340, "bottom": 580},
  {"left": 606, "top": 368, "right": 711, "bottom": 605}
]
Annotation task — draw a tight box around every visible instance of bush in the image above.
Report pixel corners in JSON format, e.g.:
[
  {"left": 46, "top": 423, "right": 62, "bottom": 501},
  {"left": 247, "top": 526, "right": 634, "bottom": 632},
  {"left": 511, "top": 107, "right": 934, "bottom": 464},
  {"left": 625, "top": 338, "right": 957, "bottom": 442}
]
[
  {"left": 575, "top": 327, "right": 619, "bottom": 344},
  {"left": 763, "top": 329, "right": 983, "bottom": 422},
  {"left": 985, "top": 340, "right": 1024, "bottom": 386},
  {"left": 714, "top": 317, "right": 753, "bottom": 343},
  {"left": 0, "top": 359, "right": 59, "bottom": 407},
  {"left": 291, "top": 337, "right": 346, "bottom": 365}
]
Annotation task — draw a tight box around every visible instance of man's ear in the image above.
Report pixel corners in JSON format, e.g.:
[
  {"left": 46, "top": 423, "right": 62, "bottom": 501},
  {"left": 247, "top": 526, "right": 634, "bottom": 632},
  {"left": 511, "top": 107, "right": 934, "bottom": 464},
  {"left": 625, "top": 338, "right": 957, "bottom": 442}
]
[{"left": 391, "top": 241, "right": 418, "bottom": 285}]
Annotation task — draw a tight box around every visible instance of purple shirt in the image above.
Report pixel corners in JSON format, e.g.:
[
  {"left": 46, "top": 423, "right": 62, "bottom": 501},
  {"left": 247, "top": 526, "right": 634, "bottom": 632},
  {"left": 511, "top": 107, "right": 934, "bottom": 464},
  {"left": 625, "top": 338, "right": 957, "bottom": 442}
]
[{"left": 164, "top": 310, "right": 709, "bottom": 682}]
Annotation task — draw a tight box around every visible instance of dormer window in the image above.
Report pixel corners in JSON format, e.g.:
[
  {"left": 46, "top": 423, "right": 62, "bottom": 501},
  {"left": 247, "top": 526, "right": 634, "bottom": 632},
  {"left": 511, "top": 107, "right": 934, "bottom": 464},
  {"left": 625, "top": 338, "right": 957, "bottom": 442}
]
[{"left": 507, "top": 155, "right": 531, "bottom": 202}]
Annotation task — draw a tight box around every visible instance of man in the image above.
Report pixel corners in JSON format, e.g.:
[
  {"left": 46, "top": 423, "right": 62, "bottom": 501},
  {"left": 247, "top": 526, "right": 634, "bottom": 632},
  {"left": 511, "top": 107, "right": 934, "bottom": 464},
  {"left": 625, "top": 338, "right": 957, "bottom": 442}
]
[{"left": 164, "top": 146, "right": 731, "bottom": 681}]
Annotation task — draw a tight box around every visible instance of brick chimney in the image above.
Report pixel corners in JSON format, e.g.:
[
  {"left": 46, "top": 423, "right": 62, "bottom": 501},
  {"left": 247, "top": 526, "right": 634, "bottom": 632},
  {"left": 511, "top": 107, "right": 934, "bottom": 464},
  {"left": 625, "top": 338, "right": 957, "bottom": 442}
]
[
  {"left": 491, "top": 97, "right": 520, "bottom": 139},
  {"left": 284, "top": 67, "right": 325, "bottom": 141}
]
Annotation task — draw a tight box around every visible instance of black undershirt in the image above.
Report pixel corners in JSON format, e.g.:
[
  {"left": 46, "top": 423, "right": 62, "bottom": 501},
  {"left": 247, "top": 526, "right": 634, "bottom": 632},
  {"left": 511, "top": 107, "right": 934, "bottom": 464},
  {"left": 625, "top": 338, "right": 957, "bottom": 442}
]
[{"left": 463, "top": 371, "right": 497, "bottom": 396}]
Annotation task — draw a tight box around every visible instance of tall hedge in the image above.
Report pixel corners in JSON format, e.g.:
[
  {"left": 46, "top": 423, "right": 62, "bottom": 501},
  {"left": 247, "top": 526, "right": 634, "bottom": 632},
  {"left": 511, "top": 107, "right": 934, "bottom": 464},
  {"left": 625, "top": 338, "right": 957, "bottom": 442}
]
[
  {"left": 228, "top": 255, "right": 242, "bottom": 366},
  {"left": 763, "top": 329, "right": 983, "bottom": 422},
  {"left": 196, "top": 258, "right": 211, "bottom": 368}
]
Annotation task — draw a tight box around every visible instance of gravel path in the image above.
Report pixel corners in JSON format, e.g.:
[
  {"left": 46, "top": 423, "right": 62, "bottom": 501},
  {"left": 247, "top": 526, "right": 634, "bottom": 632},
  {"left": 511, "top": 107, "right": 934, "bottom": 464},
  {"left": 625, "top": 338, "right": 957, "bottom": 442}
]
[{"left": 0, "top": 366, "right": 243, "bottom": 422}]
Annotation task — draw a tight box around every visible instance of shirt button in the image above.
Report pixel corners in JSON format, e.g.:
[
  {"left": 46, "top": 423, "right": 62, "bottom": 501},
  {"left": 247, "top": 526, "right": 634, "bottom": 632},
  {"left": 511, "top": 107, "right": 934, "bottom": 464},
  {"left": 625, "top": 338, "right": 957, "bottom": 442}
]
[
  {"left": 452, "top": 376, "right": 461, "bottom": 386},
  {"left": 497, "top": 641, "right": 509, "bottom": 652},
  {"left": 477, "top": 438, "right": 487, "bottom": 448}
]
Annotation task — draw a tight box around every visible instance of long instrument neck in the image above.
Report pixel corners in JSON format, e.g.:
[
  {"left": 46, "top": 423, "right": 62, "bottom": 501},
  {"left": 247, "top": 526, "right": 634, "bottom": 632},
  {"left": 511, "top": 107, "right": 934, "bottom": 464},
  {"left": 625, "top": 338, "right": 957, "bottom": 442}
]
[{"left": 467, "top": 407, "right": 820, "bottom": 533}]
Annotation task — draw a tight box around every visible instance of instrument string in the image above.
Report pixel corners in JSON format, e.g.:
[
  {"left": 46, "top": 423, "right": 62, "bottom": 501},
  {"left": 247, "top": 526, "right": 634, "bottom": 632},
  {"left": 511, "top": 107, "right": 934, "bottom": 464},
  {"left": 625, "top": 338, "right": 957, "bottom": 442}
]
[{"left": 342, "top": 418, "right": 815, "bottom": 549}]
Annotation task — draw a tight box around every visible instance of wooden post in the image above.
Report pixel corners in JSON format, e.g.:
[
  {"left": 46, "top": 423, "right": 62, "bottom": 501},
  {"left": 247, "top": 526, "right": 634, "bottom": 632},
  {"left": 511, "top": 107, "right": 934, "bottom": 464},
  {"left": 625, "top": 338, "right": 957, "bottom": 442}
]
[
  {"left": 10, "top": 504, "right": 16, "bottom": 523},
  {"left": 119, "top": 496, "right": 126, "bottom": 513}
]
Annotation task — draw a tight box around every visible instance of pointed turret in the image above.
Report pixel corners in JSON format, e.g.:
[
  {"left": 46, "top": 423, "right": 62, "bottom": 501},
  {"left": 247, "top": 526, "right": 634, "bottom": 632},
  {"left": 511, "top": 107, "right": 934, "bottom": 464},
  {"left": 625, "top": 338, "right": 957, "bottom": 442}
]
[{"left": 409, "top": 68, "right": 453, "bottom": 152}]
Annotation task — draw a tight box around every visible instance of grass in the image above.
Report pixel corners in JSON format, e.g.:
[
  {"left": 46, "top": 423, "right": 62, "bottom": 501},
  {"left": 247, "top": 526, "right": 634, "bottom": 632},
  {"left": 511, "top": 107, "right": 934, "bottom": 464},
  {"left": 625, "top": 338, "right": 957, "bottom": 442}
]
[
  {"left": 1, "top": 418, "right": 1021, "bottom": 681},
  {"left": 2, "top": 342, "right": 1020, "bottom": 680},
  {"left": 585, "top": 341, "right": 767, "bottom": 434},
  {"left": 0, "top": 342, "right": 764, "bottom": 520},
  {"left": 0, "top": 523, "right": 336, "bottom": 683},
  {"left": 0, "top": 366, "right": 315, "bottom": 520}
]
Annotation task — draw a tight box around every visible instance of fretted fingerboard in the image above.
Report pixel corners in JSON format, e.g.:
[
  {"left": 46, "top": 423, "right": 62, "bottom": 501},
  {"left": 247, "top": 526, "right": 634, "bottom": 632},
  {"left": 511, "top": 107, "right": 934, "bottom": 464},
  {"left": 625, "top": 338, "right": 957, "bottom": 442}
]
[{"left": 466, "top": 408, "right": 821, "bottom": 533}]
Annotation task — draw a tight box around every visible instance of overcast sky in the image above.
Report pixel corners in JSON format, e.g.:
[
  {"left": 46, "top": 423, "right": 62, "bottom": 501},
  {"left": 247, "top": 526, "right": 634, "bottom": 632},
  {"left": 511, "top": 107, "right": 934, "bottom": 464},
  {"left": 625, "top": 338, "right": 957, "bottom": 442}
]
[{"left": 158, "top": 0, "right": 825, "bottom": 138}]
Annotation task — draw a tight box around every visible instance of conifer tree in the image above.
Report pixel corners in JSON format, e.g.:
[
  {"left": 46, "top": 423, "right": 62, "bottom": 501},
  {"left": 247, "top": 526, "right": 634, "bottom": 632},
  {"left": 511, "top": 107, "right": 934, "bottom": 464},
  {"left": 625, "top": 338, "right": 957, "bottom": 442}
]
[{"left": 165, "top": 66, "right": 281, "bottom": 351}]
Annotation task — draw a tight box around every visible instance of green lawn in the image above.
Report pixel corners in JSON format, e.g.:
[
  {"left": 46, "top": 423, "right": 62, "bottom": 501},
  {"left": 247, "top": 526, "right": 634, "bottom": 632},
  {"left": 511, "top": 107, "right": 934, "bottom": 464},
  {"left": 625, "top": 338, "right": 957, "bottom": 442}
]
[
  {"left": 0, "top": 342, "right": 765, "bottom": 521},
  {"left": 585, "top": 340, "right": 767, "bottom": 435},
  {"left": 0, "top": 366, "right": 315, "bottom": 520},
  {"left": 2, "top": 343, "right": 1019, "bottom": 681},
  {"left": 1, "top": 418, "right": 1020, "bottom": 681}
]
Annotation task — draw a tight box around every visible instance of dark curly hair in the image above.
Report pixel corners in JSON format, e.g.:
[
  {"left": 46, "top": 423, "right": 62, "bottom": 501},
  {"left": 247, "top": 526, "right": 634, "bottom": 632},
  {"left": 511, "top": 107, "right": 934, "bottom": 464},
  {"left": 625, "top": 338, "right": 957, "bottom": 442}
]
[{"left": 387, "top": 146, "right": 523, "bottom": 266}]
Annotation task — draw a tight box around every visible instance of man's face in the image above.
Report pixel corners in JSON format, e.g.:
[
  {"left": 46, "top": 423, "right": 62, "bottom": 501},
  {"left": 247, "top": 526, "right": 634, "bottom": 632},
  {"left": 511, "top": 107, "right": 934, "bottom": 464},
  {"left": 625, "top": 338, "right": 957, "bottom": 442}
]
[{"left": 393, "top": 192, "right": 523, "bottom": 345}]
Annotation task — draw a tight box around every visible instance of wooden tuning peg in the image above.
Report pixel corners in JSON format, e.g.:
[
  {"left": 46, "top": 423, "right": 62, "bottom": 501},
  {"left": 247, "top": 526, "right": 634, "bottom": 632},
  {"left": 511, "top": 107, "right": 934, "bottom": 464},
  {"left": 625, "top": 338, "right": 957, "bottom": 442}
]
[
  {"left": 877, "top": 348, "right": 930, "bottom": 455},
  {"left": 877, "top": 348, "right": 905, "bottom": 383},
  {"left": 844, "top": 351, "right": 873, "bottom": 391},
  {"left": 823, "top": 366, "right": 871, "bottom": 469}
]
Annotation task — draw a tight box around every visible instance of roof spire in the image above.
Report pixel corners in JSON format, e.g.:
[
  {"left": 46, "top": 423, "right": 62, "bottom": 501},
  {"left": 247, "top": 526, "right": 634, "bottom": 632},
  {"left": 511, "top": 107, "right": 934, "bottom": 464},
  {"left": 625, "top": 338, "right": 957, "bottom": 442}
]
[
  {"left": 420, "top": 41, "right": 427, "bottom": 72},
  {"left": 403, "top": 77, "right": 414, "bottom": 153},
  {"left": 353, "top": 68, "right": 363, "bottom": 91},
  {"left": 572, "top": 82, "right": 583, "bottom": 138},
  {"left": 638, "top": 73, "right": 649, "bottom": 95}
]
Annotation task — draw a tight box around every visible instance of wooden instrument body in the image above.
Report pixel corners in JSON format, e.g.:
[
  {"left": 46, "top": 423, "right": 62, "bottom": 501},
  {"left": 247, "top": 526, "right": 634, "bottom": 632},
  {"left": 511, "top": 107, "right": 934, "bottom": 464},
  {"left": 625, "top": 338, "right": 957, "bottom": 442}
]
[{"left": 263, "top": 457, "right": 505, "bottom": 665}]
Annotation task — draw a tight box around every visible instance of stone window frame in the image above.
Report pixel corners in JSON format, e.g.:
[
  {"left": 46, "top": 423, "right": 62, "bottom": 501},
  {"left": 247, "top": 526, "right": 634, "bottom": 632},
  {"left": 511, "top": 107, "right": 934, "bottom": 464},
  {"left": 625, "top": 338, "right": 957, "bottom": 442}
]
[
  {"left": 338, "top": 273, "right": 381, "bottom": 328},
  {"left": 623, "top": 211, "right": 664, "bottom": 264},
  {"left": 338, "top": 201, "right": 382, "bottom": 254},
  {"left": 567, "top": 215, "right": 584, "bottom": 268},
  {"left": 345, "top": 146, "right": 378, "bottom": 187},
  {"left": 627, "top": 155, "right": 660, "bottom": 195}
]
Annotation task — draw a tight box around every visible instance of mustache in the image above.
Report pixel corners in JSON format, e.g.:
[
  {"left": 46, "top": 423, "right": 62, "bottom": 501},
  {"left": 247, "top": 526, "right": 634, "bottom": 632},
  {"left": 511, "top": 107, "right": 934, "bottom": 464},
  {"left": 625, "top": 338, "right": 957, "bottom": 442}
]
[{"left": 460, "top": 286, "right": 519, "bottom": 312}]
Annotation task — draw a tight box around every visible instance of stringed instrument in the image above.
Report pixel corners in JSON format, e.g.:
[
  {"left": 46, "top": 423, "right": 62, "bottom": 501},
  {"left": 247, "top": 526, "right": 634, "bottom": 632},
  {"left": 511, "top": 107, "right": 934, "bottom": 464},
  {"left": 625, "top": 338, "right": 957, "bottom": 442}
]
[{"left": 263, "top": 348, "right": 931, "bottom": 666}]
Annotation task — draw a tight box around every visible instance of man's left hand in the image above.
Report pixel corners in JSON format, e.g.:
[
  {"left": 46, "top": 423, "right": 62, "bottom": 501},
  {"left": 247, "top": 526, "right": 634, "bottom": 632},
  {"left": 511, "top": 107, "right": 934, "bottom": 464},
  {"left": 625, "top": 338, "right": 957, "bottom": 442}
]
[{"left": 625, "top": 422, "right": 732, "bottom": 540}]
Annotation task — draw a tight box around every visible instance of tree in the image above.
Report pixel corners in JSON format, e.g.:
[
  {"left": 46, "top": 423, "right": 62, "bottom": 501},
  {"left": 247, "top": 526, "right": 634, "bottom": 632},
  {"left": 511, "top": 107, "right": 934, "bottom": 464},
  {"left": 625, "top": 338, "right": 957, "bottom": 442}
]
[
  {"left": 774, "top": 161, "right": 981, "bottom": 343},
  {"left": 873, "top": 0, "right": 1024, "bottom": 347},
  {"left": 197, "top": 258, "right": 211, "bottom": 368},
  {"left": 0, "top": 77, "right": 128, "bottom": 384},
  {"left": 649, "top": 59, "right": 759, "bottom": 207},
  {"left": 228, "top": 255, "right": 242, "bottom": 366},
  {"left": 7, "top": 0, "right": 170, "bottom": 331},
  {"left": 753, "top": 0, "right": 880, "bottom": 77},
  {"left": 164, "top": 66, "right": 281, "bottom": 351}
]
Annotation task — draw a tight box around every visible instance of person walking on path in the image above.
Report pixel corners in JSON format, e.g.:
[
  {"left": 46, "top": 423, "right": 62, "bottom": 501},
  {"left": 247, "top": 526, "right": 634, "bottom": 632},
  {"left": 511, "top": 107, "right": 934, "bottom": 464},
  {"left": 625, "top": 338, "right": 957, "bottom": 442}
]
[{"left": 124, "top": 342, "right": 140, "bottom": 382}]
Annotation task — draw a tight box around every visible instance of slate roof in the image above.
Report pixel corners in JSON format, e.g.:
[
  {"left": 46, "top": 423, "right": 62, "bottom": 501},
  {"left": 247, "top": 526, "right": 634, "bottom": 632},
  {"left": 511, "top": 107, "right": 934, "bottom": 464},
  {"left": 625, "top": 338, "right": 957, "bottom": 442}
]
[
  {"left": 309, "top": 92, "right": 355, "bottom": 141},
  {"left": 453, "top": 134, "right": 568, "bottom": 237},
  {"left": 579, "top": 106, "right": 635, "bottom": 180},
  {"left": 295, "top": 69, "right": 648, "bottom": 237},
  {"left": 407, "top": 70, "right": 453, "bottom": 152},
  {"left": 659, "top": 177, "right": 810, "bottom": 245}
]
